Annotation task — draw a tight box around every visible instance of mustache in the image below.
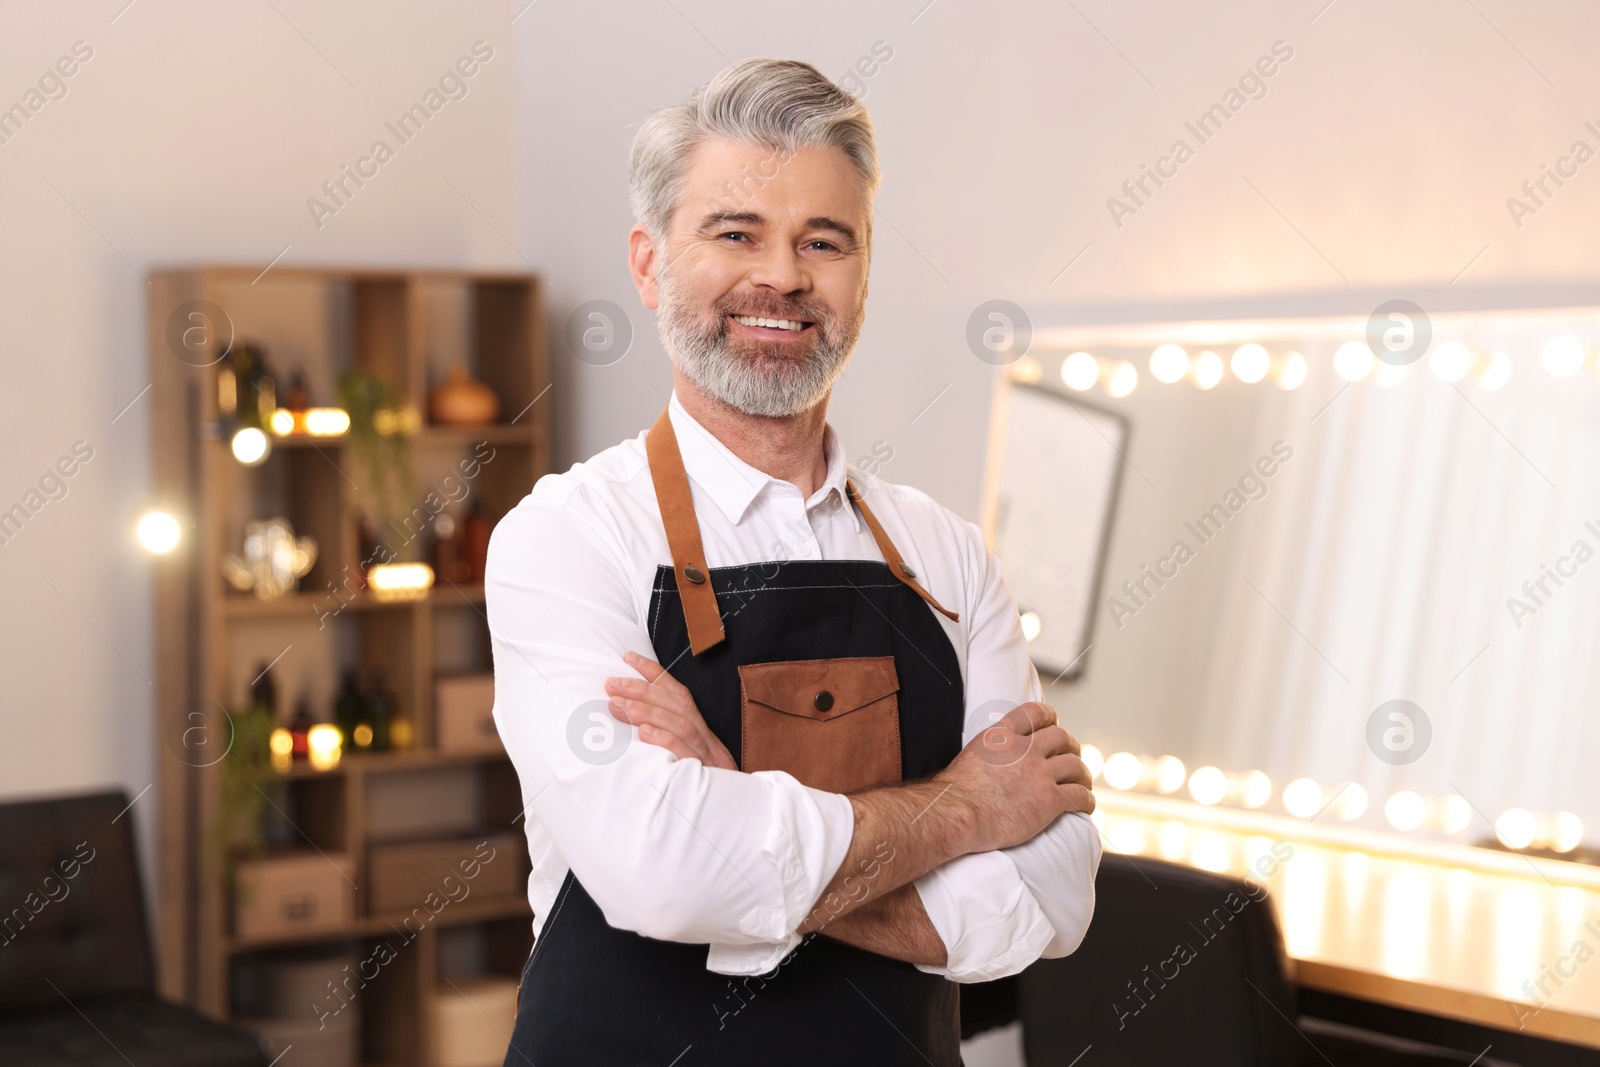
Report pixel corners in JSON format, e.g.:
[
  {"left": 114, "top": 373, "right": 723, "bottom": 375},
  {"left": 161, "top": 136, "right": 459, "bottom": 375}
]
[{"left": 712, "top": 293, "right": 831, "bottom": 325}]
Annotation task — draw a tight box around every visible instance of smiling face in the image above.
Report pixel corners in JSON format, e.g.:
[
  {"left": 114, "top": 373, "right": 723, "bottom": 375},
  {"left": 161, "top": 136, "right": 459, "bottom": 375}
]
[{"left": 631, "top": 139, "right": 872, "bottom": 418}]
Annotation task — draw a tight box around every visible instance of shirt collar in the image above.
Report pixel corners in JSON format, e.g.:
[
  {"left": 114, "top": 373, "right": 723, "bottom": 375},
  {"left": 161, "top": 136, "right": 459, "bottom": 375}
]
[{"left": 667, "top": 391, "right": 859, "bottom": 533}]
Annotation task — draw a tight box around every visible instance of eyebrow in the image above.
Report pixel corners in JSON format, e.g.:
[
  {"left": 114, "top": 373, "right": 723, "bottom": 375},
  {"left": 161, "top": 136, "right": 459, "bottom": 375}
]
[{"left": 698, "top": 211, "right": 860, "bottom": 248}]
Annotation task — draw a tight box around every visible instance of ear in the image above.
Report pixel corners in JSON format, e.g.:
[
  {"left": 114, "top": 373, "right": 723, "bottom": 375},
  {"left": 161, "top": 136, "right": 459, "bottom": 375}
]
[{"left": 628, "top": 224, "right": 661, "bottom": 311}]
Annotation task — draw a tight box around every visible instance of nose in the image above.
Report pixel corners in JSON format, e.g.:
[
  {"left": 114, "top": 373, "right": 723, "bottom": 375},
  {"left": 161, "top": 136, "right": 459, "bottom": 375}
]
[{"left": 746, "top": 240, "right": 807, "bottom": 296}]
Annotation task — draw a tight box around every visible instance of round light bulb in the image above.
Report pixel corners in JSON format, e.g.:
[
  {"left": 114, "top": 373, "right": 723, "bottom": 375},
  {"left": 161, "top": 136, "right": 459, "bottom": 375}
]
[
  {"left": 1230, "top": 343, "right": 1270, "bottom": 384},
  {"left": 1103, "top": 751, "right": 1142, "bottom": 791},
  {"left": 1542, "top": 336, "right": 1586, "bottom": 378},
  {"left": 1275, "top": 351, "right": 1308, "bottom": 391},
  {"left": 1080, "top": 744, "right": 1104, "bottom": 781},
  {"left": 306, "top": 723, "right": 343, "bottom": 772},
  {"left": 1149, "top": 343, "right": 1189, "bottom": 384},
  {"left": 1384, "top": 790, "right": 1426, "bottom": 832},
  {"left": 268, "top": 408, "right": 296, "bottom": 435},
  {"left": 135, "top": 511, "right": 182, "bottom": 555},
  {"left": 1019, "top": 611, "right": 1042, "bottom": 642},
  {"left": 1190, "top": 350, "right": 1224, "bottom": 390},
  {"left": 1188, "top": 766, "right": 1227, "bottom": 806},
  {"left": 1283, "top": 778, "right": 1324, "bottom": 818},
  {"left": 1241, "top": 770, "right": 1273, "bottom": 809},
  {"left": 1010, "top": 356, "right": 1042, "bottom": 385},
  {"left": 1495, "top": 807, "right": 1537, "bottom": 849},
  {"left": 1154, "top": 755, "right": 1187, "bottom": 795},
  {"left": 1331, "top": 783, "right": 1368, "bottom": 821},
  {"left": 231, "top": 426, "right": 270, "bottom": 466},
  {"left": 1334, "top": 341, "right": 1375, "bottom": 382},
  {"left": 1061, "top": 351, "right": 1100, "bottom": 392},
  {"left": 1429, "top": 341, "right": 1471, "bottom": 382},
  {"left": 1106, "top": 360, "right": 1139, "bottom": 398},
  {"left": 1477, "top": 350, "right": 1512, "bottom": 391},
  {"left": 1550, "top": 812, "right": 1584, "bottom": 853}
]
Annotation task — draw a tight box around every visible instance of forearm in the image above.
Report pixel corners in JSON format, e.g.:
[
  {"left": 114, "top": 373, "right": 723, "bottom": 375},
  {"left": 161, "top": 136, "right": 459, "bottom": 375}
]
[
  {"left": 799, "top": 778, "right": 975, "bottom": 935},
  {"left": 816, "top": 884, "right": 947, "bottom": 966}
]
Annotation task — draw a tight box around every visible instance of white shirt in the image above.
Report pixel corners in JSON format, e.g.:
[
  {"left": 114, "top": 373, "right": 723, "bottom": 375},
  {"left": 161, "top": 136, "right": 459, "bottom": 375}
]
[{"left": 486, "top": 391, "right": 1100, "bottom": 982}]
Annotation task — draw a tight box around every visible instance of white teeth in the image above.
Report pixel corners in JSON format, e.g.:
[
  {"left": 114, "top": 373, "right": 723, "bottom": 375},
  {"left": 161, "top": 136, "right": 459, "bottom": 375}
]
[{"left": 733, "top": 315, "right": 805, "bottom": 331}]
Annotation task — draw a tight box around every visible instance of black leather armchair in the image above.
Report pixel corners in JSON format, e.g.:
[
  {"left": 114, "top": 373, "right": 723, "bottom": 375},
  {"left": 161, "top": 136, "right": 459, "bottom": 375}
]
[{"left": 0, "top": 790, "right": 266, "bottom": 1066}]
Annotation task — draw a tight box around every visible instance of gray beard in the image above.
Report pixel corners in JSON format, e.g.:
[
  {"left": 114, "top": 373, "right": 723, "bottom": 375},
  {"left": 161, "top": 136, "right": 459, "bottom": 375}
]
[{"left": 656, "top": 261, "right": 862, "bottom": 419}]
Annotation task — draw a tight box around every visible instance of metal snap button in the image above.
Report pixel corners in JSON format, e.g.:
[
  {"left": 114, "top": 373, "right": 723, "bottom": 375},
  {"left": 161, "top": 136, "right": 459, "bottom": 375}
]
[
  {"left": 813, "top": 691, "right": 834, "bottom": 712},
  {"left": 898, "top": 562, "right": 917, "bottom": 579},
  {"left": 682, "top": 565, "right": 707, "bottom": 584}
]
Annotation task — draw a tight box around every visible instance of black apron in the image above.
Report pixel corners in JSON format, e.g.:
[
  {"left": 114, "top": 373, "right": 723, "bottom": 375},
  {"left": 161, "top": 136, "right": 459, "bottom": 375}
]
[{"left": 505, "top": 408, "right": 968, "bottom": 1066}]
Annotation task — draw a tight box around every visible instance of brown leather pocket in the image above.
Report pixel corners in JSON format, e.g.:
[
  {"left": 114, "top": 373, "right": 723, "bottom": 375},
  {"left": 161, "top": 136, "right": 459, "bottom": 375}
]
[{"left": 738, "top": 656, "right": 902, "bottom": 795}]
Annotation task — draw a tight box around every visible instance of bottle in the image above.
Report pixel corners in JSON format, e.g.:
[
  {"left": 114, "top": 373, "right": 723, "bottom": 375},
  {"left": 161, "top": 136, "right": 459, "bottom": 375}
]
[
  {"left": 334, "top": 670, "right": 369, "bottom": 752},
  {"left": 289, "top": 697, "right": 314, "bottom": 760},
  {"left": 366, "top": 672, "right": 396, "bottom": 753},
  {"left": 250, "top": 663, "right": 278, "bottom": 719},
  {"left": 460, "top": 497, "right": 491, "bottom": 584}
]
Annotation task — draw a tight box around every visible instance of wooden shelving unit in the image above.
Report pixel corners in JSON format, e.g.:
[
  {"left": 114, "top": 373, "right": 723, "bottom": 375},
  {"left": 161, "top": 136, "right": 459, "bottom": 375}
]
[{"left": 147, "top": 267, "right": 548, "bottom": 1065}]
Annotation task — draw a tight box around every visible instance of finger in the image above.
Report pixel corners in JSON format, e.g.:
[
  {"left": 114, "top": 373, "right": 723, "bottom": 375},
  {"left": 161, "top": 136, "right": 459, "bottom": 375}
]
[
  {"left": 606, "top": 675, "right": 694, "bottom": 714},
  {"left": 1033, "top": 725, "right": 1076, "bottom": 758},
  {"left": 998, "top": 701, "right": 1055, "bottom": 735},
  {"left": 638, "top": 722, "right": 699, "bottom": 762},
  {"left": 1057, "top": 782, "right": 1095, "bottom": 815},
  {"left": 1046, "top": 753, "right": 1092, "bottom": 789},
  {"left": 610, "top": 699, "right": 713, "bottom": 764},
  {"left": 624, "top": 650, "right": 689, "bottom": 695}
]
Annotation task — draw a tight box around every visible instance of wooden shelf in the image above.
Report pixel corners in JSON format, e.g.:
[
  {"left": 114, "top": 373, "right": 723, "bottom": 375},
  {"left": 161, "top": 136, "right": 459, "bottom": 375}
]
[{"left": 149, "top": 265, "right": 547, "bottom": 1065}]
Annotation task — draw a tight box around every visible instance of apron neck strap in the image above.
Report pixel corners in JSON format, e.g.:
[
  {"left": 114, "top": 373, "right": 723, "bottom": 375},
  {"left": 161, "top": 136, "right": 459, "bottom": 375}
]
[{"left": 645, "top": 406, "right": 961, "bottom": 657}]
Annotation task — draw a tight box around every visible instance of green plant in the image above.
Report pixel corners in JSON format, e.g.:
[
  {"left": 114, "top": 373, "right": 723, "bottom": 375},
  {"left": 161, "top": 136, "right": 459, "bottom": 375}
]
[
  {"left": 340, "top": 370, "right": 417, "bottom": 548},
  {"left": 209, "top": 704, "right": 279, "bottom": 897}
]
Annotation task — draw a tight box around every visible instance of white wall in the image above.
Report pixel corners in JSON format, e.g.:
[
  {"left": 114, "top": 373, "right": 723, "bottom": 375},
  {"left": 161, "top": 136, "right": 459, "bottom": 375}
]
[{"left": 3, "top": 0, "right": 1597, "bottom": 942}]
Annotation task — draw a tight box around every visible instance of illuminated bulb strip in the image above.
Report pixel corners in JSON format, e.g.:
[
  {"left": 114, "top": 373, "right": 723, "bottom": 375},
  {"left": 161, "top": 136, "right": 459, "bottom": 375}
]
[
  {"left": 1149, "top": 344, "right": 1189, "bottom": 384},
  {"left": 1495, "top": 808, "right": 1586, "bottom": 852},
  {"left": 303, "top": 408, "right": 352, "bottom": 436},
  {"left": 368, "top": 562, "right": 435, "bottom": 602}
]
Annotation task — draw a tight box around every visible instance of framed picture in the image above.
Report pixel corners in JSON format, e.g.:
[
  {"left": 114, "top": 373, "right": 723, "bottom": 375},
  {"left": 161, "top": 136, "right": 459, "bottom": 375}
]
[{"left": 981, "top": 378, "right": 1129, "bottom": 682}]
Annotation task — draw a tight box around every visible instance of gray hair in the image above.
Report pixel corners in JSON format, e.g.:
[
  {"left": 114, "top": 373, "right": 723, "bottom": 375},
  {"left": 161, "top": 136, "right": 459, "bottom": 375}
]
[{"left": 628, "top": 58, "right": 881, "bottom": 240}]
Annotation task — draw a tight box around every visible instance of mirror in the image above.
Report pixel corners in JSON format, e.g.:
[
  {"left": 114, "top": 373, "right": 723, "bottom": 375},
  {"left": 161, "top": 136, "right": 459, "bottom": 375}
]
[{"left": 988, "top": 306, "right": 1600, "bottom": 856}]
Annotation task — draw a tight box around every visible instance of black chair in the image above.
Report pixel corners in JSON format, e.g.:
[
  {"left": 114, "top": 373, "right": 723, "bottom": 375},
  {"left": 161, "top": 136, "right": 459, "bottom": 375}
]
[
  {"left": 0, "top": 790, "right": 266, "bottom": 1066},
  {"left": 1018, "top": 853, "right": 1484, "bottom": 1067}
]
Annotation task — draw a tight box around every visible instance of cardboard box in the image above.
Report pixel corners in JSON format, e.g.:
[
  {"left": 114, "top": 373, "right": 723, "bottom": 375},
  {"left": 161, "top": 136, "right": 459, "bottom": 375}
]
[
  {"left": 436, "top": 674, "right": 501, "bottom": 753},
  {"left": 234, "top": 852, "right": 355, "bottom": 942},
  {"left": 367, "top": 833, "right": 525, "bottom": 916},
  {"left": 430, "top": 977, "right": 519, "bottom": 1067}
]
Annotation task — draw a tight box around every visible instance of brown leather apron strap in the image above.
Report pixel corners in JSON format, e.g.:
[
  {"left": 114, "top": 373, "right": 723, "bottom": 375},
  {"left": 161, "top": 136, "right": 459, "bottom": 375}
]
[
  {"left": 847, "top": 479, "right": 960, "bottom": 623},
  {"left": 646, "top": 408, "right": 727, "bottom": 655},
  {"left": 646, "top": 406, "right": 961, "bottom": 655}
]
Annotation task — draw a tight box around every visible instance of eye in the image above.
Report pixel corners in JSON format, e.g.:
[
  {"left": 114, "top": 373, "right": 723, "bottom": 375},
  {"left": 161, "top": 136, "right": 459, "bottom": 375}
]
[
  {"left": 717, "top": 231, "right": 751, "bottom": 244},
  {"left": 805, "top": 239, "right": 842, "bottom": 253}
]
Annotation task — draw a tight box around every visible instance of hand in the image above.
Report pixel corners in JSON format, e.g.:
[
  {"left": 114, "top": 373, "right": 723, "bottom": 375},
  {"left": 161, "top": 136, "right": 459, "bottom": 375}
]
[
  {"left": 935, "top": 701, "right": 1093, "bottom": 854},
  {"left": 605, "top": 651, "right": 738, "bottom": 770}
]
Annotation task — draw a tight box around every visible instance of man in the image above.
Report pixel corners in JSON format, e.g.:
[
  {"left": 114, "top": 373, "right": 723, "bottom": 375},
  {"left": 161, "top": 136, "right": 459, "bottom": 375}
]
[{"left": 488, "top": 57, "right": 1099, "bottom": 1066}]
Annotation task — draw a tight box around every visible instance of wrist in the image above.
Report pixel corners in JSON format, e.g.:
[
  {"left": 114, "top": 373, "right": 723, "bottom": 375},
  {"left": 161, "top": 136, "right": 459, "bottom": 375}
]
[{"left": 927, "top": 775, "right": 982, "bottom": 858}]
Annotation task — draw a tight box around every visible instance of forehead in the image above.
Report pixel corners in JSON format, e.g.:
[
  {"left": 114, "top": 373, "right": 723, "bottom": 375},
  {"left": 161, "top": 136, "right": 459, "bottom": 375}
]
[{"left": 675, "top": 139, "right": 869, "bottom": 231}]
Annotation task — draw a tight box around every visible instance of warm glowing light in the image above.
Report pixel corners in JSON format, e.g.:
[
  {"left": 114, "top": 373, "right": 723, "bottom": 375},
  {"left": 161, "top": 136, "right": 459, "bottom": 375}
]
[
  {"left": 1154, "top": 755, "right": 1186, "bottom": 795},
  {"left": 1477, "top": 350, "right": 1512, "bottom": 391},
  {"left": 1439, "top": 794, "right": 1472, "bottom": 835},
  {"left": 231, "top": 426, "right": 270, "bottom": 466},
  {"left": 1550, "top": 812, "right": 1585, "bottom": 853},
  {"left": 1495, "top": 807, "right": 1537, "bottom": 849},
  {"left": 1149, "top": 343, "right": 1189, "bottom": 384},
  {"left": 1385, "top": 790, "right": 1426, "bottom": 832},
  {"left": 371, "top": 406, "right": 422, "bottom": 436},
  {"left": 1010, "top": 357, "right": 1042, "bottom": 385},
  {"left": 136, "top": 511, "right": 182, "bottom": 554},
  {"left": 1334, "top": 341, "right": 1375, "bottom": 382},
  {"left": 1375, "top": 362, "right": 1406, "bottom": 388},
  {"left": 268, "top": 409, "right": 296, "bottom": 435},
  {"left": 1019, "top": 611, "right": 1042, "bottom": 642},
  {"left": 1275, "top": 351, "right": 1308, "bottom": 391},
  {"left": 1542, "top": 335, "right": 1586, "bottom": 378},
  {"left": 1241, "top": 771, "right": 1273, "bottom": 809},
  {"left": 1106, "top": 360, "right": 1139, "bottom": 398},
  {"left": 1080, "top": 744, "right": 1104, "bottom": 781},
  {"left": 1230, "top": 343, "right": 1270, "bottom": 384},
  {"left": 1061, "top": 351, "right": 1100, "bottom": 392},
  {"left": 269, "top": 727, "right": 293, "bottom": 772},
  {"left": 352, "top": 723, "right": 374, "bottom": 749},
  {"left": 303, "top": 408, "right": 352, "bottom": 436},
  {"left": 1331, "top": 783, "right": 1368, "bottom": 821},
  {"left": 368, "top": 562, "right": 435, "bottom": 602},
  {"left": 1188, "top": 766, "right": 1227, "bottom": 806},
  {"left": 1103, "top": 751, "right": 1142, "bottom": 791},
  {"left": 1283, "top": 778, "right": 1324, "bottom": 818},
  {"left": 307, "top": 724, "right": 342, "bottom": 771},
  {"left": 1190, "top": 350, "right": 1224, "bottom": 390},
  {"left": 1429, "top": 341, "right": 1471, "bottom": 382}
]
